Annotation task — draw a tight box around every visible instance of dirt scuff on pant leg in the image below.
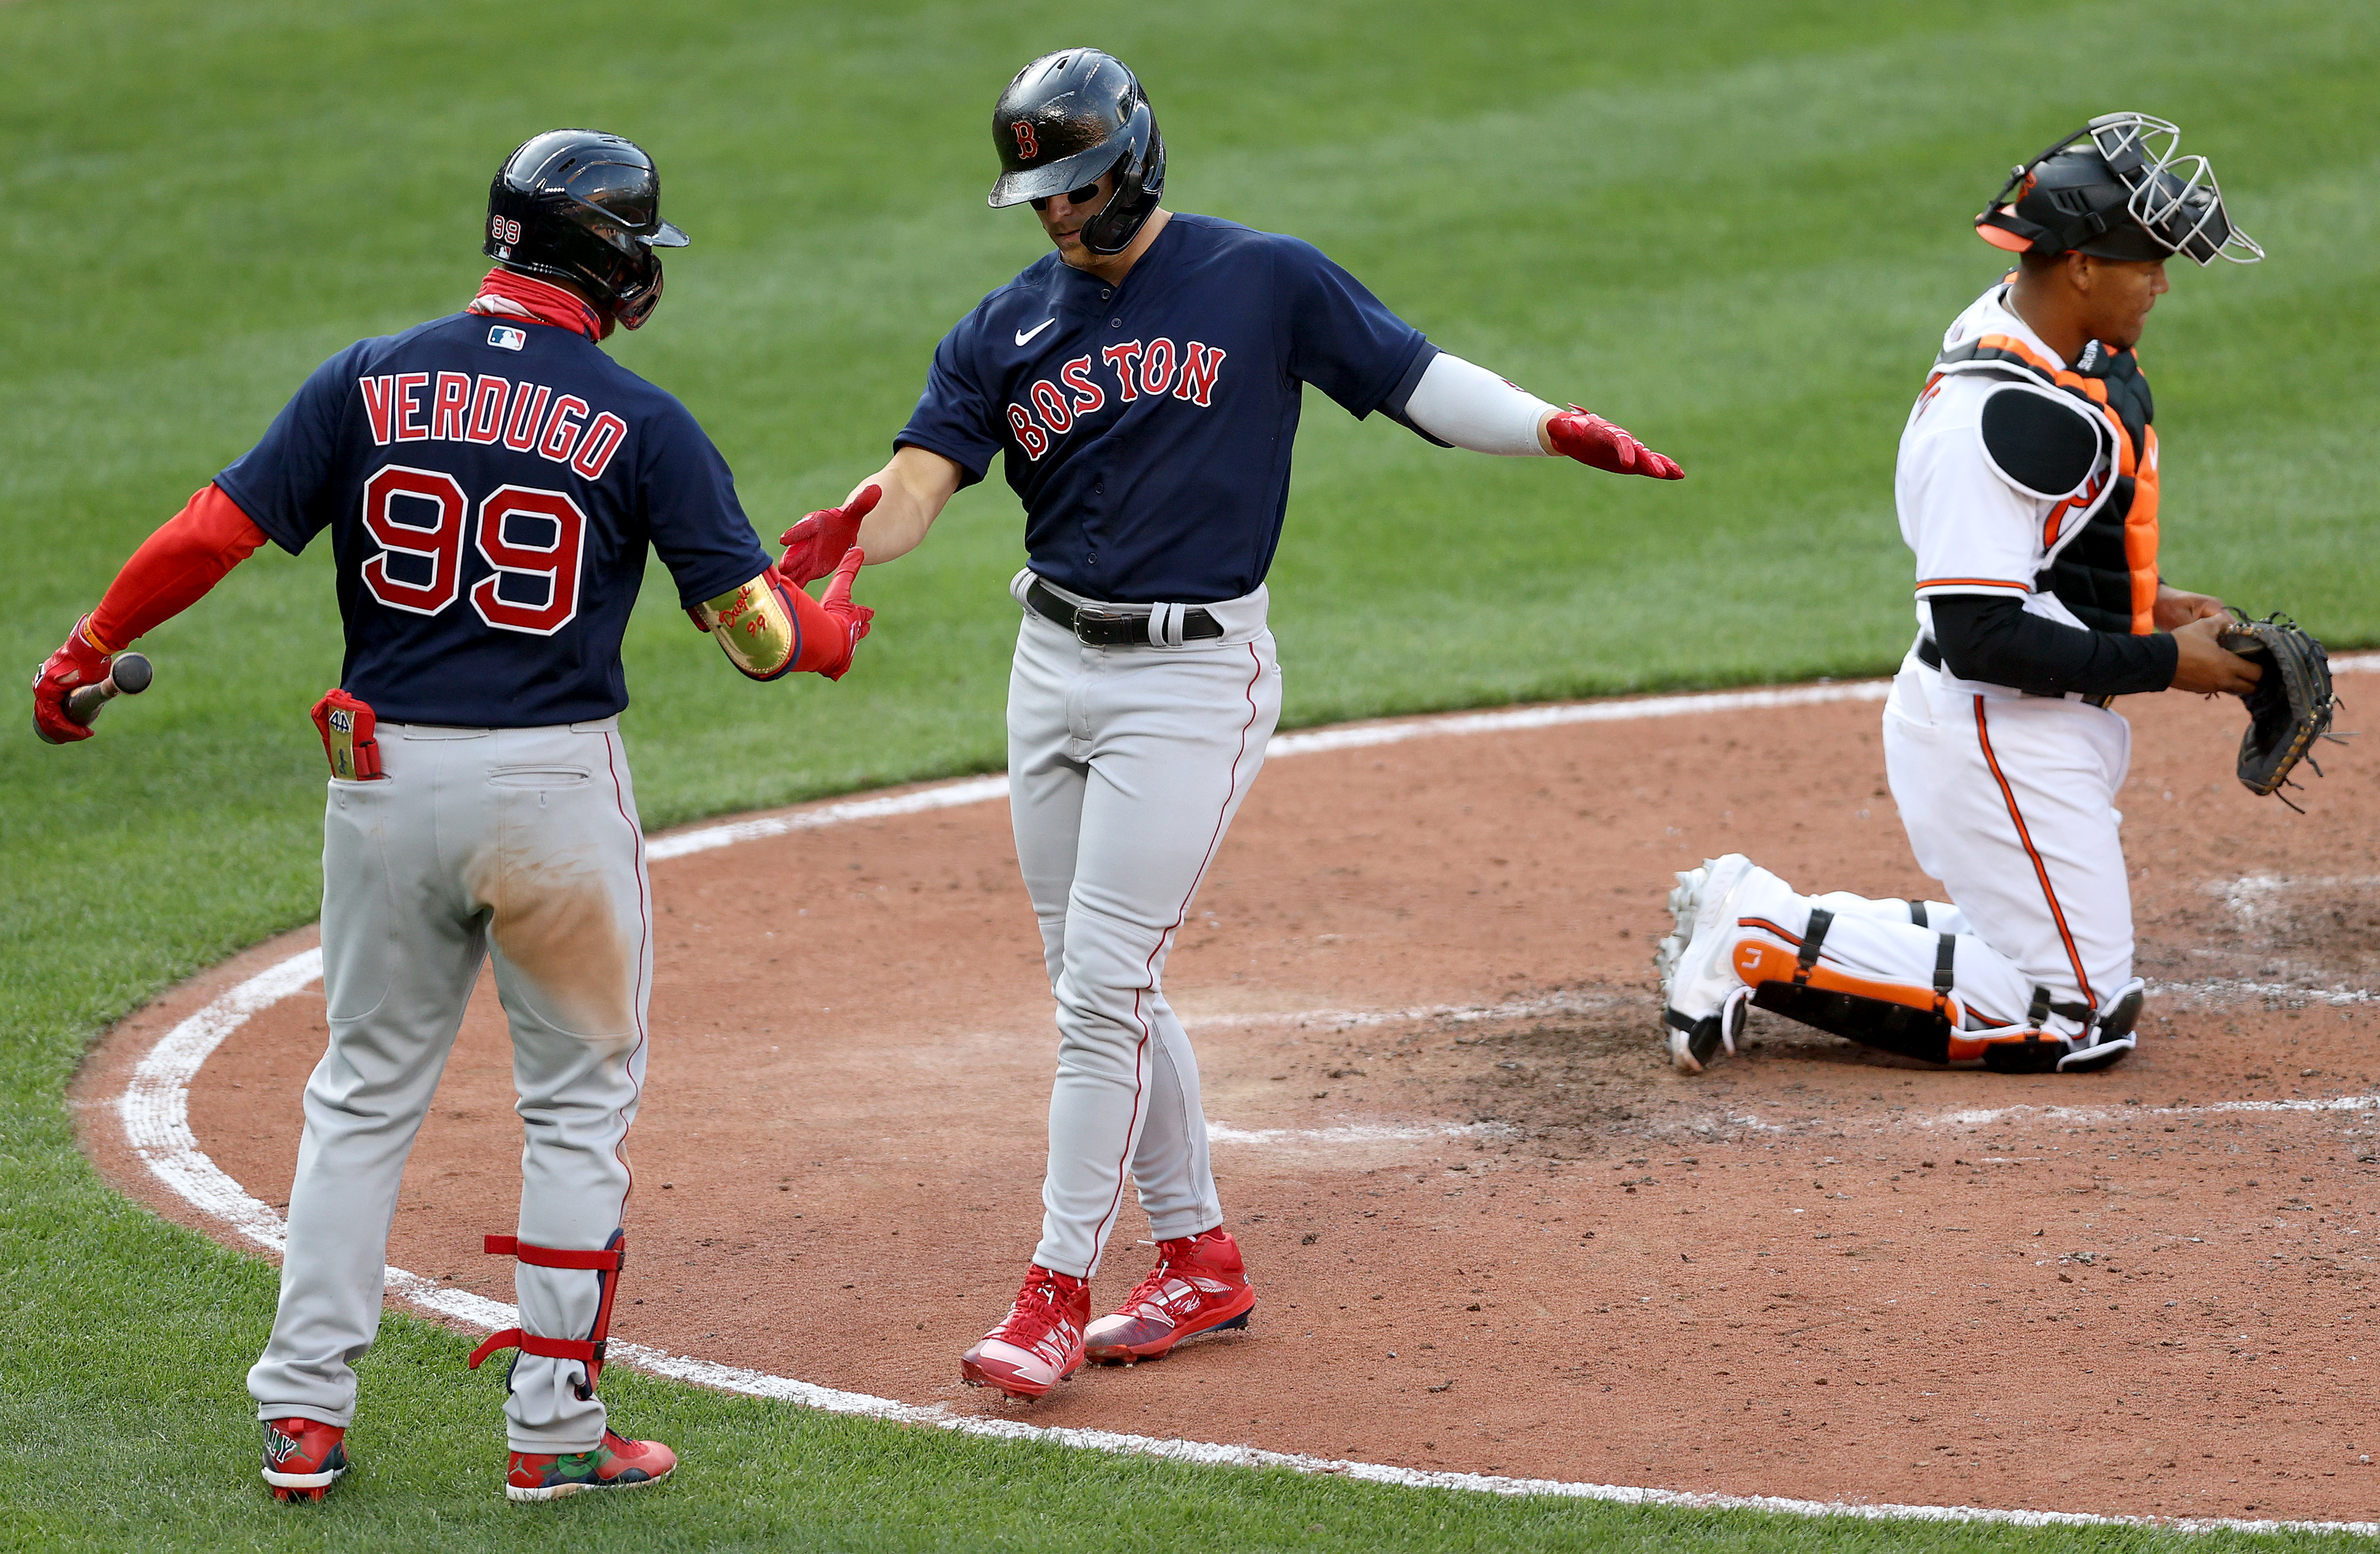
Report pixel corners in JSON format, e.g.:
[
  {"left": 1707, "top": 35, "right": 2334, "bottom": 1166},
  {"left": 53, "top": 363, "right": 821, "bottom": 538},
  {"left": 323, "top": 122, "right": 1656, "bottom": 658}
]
[{"left": 471, "top": 846, "right": 635, "bottom": 1041}]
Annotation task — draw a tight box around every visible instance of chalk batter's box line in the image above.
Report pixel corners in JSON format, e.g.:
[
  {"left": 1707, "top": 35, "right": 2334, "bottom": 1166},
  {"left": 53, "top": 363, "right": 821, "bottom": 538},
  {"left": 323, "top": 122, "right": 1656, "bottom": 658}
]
[{"left": 113, "top": 667, "right": 2380, "bottom": 1536}]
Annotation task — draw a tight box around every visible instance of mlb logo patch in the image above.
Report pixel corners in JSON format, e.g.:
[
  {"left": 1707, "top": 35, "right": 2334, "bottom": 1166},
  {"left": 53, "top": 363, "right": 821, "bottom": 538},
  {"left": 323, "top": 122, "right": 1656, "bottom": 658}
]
[{"left": 488, "top": 325, "right": 527, "bottom": 352}]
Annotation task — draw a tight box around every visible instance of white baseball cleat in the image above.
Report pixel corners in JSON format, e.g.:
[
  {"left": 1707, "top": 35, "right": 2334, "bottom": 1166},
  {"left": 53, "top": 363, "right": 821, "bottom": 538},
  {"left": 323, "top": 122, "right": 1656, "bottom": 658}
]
[{"left": 1657, "top": 854, "right": 1758, "bottom": 1075}]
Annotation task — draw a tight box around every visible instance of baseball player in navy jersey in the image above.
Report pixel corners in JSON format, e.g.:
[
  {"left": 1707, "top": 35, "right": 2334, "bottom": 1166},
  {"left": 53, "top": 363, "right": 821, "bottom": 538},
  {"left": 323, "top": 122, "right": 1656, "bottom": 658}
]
[
  {"left": 32, "top": 130, "right": 873, "bottom": 1501},
  {"left": 776, "top": 48, "right": 1682, "bottom": 1400},
  {"left": 1657, "top": 114, "right": 2262, "bottom": 1080}
]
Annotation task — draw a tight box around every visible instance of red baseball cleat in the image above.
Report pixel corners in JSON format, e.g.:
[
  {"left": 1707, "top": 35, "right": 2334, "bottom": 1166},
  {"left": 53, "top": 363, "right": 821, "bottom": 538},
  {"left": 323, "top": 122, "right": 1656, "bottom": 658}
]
[
  {"left": 261, "top": 1416, "right": 348, "bottom": 1503},
  {"left": 960, "top": 1264, "right": 1090, "bottom": 1399},
  {"left": 1084, "top": 1227, "right": 1255, "bottom": 1363},
  {"left": 506, "top": 1430, "right": 677, "bottom": 1501}
]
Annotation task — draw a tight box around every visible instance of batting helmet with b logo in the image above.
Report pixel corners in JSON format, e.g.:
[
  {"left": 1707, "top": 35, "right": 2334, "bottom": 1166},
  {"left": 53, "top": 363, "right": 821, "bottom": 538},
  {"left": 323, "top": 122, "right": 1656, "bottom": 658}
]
[{"left": 987, "top": 49, "right": 1165, "bottom": 256}]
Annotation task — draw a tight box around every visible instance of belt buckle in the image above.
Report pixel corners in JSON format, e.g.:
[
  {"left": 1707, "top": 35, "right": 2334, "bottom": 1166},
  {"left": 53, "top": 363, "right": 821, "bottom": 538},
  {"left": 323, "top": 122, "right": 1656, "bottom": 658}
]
[{"left": 1069, "top": 604, "right": 1136, "bottom": 643}]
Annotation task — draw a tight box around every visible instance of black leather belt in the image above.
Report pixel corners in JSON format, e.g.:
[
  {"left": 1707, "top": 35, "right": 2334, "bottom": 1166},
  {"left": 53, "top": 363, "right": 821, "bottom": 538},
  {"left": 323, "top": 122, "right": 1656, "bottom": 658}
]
[
  {"left": 1915, "top": 637, "right": 2112, "bottom": 709},
  {"left": 1025, "top": 579, "right": 1224, "bottom": 646}
]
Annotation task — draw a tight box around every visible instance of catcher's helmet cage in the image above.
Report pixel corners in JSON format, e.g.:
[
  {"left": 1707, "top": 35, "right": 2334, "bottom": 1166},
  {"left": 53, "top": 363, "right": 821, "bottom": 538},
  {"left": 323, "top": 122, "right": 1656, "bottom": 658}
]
[
  {"left": 988, "top": 48, "right": 1165, "bottom": 257},
  {"left": 1976, "top": 113, "right": 2261, "bottom": 267},
  {"left": 487, "top": 129, "right": 689, "bottom": 331}
]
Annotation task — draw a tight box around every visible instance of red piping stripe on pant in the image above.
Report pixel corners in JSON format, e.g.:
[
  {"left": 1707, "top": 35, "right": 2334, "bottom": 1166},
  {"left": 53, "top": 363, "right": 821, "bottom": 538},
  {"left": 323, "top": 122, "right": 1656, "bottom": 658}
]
[
  {"left": 1088, "top": 643, "right": 1267, "bottom": 1268},
  {"left": 1971, "top": 697, "right": 2096, "bottom": 1010}
]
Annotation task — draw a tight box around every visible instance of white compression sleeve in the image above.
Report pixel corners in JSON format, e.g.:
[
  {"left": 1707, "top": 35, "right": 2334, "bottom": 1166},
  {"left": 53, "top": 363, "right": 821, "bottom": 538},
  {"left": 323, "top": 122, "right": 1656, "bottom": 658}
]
[{"left": 1401, "top": 352, "right": 1557, "bottom": 456}]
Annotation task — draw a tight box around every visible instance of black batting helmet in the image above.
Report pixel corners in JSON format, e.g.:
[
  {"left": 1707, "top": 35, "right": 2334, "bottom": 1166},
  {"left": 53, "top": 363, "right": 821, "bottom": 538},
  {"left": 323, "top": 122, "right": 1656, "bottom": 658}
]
[
  {"left": 1976, "top": 112, "right": 2261, "bottom": 266},
  {"left": 486, "top": 129, "right": 689, "bottom": 330},
  {"left": 988, "top": 48, "right": 1165, "bottom": 256}
]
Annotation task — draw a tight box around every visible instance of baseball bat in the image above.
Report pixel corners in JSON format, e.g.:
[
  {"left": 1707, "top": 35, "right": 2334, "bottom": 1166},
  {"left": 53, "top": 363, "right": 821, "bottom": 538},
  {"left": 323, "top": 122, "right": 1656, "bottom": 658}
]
[{"left": 64, "top": 651, "right": 153, "bottom": 728}]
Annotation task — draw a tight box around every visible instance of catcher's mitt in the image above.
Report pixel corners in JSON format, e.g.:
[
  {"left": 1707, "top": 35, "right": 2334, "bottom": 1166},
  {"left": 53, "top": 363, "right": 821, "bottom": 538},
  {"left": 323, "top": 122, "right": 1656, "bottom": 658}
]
[{"left": 2215, "top": 611, "right": 2342, "bottom": 808}]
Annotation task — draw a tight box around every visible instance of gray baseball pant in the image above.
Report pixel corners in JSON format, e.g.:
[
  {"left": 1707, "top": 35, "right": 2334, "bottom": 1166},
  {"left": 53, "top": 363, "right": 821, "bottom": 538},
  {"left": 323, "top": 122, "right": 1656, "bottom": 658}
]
[
  {"left": 1005, "top": 578, "right": 1282, "bottom": 1279},
  {"left": 245, "top": 718, "right": 652, "bottom": 1453}
]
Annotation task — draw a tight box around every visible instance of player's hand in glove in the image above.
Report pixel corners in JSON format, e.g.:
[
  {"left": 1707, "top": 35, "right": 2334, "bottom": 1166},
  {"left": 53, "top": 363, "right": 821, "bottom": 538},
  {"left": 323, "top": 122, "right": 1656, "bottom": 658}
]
[
  {"left": 2169, "top": 614, "right": 2263, "bottom": 697},
  {"left": 802, "top": 546, "right": 874, "bottom": 682},
  {"left": 31, "top": 614, "right": 112, "bottom": 745},
  {"left": 2212, "top": 611, "right": 2341, "bottom": 805},
  {"left": 1544, "top": 407, "right": 1684, "bottom": 480},
  {"left": 778, "top": 485, "right": 881, "bottom": 586}
]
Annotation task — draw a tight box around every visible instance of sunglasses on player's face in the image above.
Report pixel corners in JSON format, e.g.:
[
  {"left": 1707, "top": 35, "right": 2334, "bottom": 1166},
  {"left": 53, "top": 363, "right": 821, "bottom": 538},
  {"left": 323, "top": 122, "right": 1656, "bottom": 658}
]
[{"left": 1030, "top": 183, "right": 1104, "bottom": 212}]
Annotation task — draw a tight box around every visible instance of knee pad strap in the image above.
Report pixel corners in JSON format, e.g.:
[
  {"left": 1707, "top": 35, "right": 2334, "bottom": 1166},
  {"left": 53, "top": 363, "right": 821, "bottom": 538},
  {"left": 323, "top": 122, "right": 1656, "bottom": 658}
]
[{"left": 468, "top": 1230, "right": 627, "bottom": 1399}]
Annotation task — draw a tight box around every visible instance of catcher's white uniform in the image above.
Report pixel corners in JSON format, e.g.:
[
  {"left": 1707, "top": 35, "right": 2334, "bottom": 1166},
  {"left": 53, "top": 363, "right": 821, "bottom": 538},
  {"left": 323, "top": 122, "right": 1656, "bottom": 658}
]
[{"left": 1659, "top": 282, "right": 2154, "bottom": 1075}]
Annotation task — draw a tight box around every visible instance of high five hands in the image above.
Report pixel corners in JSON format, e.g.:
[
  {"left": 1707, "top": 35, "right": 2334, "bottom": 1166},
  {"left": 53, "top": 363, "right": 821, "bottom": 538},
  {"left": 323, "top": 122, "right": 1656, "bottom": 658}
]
[{"left": 779, "top": 484, "right": 883, "bottom": 586}]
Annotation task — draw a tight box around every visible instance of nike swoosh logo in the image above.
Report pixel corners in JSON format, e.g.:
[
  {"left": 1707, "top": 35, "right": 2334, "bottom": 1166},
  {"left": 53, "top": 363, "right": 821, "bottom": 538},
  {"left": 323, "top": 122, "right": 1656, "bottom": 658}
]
[{"left": 1015, "top": 318, "right": 1058, "bottom": 347}]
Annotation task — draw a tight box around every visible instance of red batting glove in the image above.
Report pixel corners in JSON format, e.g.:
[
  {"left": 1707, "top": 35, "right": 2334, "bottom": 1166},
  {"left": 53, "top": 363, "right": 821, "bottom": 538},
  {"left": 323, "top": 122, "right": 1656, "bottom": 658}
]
[
  {"left": 778, "top": 484, "right": 882, "bottom": 586},
  {"left": 1545, "top": 406, "right": 1684, "bottom": 480},
  {"left": 803, "top": 547, "right": 874, "bottom": 681},
  {"left": 31, "top": 614, "right": 113, "bottom": 745}
]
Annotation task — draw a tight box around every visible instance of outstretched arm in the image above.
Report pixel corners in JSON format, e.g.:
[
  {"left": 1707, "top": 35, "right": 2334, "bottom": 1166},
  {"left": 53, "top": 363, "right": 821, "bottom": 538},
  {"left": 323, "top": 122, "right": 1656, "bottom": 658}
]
[
  {"left": 778, "top": 445, "right": 968, "bottom": 582},
  {"left": 33, "top": 484, "right": 267, "bottom": 743},
  {"left": 1395, "top": 353, "right": 1683, "bottom": 479}
]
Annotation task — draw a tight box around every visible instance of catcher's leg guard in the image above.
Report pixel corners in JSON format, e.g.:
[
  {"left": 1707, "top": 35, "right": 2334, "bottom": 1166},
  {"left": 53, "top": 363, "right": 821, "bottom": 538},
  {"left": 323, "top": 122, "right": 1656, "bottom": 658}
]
[
  {"left": 469, "top": 1230, "right": 626, "bottom": 1399},
  {"left": 1735, "top": 910, "right": 2140, "bottom": 1072},
  {"left": 1736, "top": 908, "right": 1964, "bottom": 1063},
  {"left": 1945, "top": 980, "right": 2144, "bottom": 1073}
]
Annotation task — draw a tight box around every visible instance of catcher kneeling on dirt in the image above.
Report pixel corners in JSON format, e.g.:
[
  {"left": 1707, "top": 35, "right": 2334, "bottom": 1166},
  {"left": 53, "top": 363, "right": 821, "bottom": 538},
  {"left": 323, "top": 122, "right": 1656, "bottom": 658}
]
[{"left": 1658, "top": 113, "right": 2335, "bottom": 1079}]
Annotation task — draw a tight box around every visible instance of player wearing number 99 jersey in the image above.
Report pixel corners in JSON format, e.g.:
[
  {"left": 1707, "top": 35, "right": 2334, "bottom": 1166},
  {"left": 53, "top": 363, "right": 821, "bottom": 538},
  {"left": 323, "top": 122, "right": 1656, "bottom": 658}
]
[
  {"left": 218, "top": 285, "right": 761, "bottom": 723},
  {"left": 30, "top": 129, "right": 875, "bottom": 1504}
]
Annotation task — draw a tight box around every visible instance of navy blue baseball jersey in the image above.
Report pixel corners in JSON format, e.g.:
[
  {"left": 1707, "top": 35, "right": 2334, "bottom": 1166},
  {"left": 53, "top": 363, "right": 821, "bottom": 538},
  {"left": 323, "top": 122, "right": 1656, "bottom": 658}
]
[
  {"left": 218, "top": 313, "right": 771, "bottom": 727},
  {"left": 895, "top": 213, "right": 1436, "bottom": 604}
]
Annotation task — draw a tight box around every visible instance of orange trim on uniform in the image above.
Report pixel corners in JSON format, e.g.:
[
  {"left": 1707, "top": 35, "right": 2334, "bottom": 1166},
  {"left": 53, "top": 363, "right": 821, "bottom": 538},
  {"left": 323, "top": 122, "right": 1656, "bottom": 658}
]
[
  {"left": 1916, "top": 577, "right": 2031, "bottom": 592},
  {"left": 1969, "top": 332, "right": 2063, "bottom": 377},
  {"left": 1965, "top": 333, "right": 2163, "bottom": 632},
  {"left": 1972, "top": 696, "right": 2096, "bottom": 1010},
  {"left": 2040, "top": 474, "right": 2109, "bottom": 550},
  {"left": 2125, "top": 425, "right": 2161, "bottom": 633},
  {"left": 1737, "top": 916, "right": 1803, "bottom": 945},
  {"left": 1731, "top": 939, "right": 1962, "bottom": 1025}
]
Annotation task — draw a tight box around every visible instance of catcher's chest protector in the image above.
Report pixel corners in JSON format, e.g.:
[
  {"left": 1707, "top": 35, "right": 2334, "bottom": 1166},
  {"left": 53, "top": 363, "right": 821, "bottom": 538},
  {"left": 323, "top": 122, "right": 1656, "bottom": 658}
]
[{"left": 1931, "top": 334, "right": 2160, "bottom": 633}]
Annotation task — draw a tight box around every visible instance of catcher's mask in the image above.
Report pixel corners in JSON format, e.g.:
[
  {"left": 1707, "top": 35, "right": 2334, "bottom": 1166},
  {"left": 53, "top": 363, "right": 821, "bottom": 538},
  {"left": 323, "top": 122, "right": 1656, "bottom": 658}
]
[
  {"left": 987, "top": 48, "right": 1165, "bottom": 257},
  {"left": 487, "top": 129, "right": 689, "bottom": 331},
  {"left": 1976, "top": 113, "right": 2261, "bottom": 267}
]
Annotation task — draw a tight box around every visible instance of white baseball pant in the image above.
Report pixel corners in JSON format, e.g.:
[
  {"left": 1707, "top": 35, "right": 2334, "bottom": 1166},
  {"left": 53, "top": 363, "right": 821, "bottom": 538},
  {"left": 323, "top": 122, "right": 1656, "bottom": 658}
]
[
  {"left": 1731, "top": 654, "right": 2136, "bottom": 1031},
  {"left": 1005, "top": 575, "right": 1282, "bottom": 1278},
  {"left": 245, "top": 718, "right": 652, "bottom": 1453}
]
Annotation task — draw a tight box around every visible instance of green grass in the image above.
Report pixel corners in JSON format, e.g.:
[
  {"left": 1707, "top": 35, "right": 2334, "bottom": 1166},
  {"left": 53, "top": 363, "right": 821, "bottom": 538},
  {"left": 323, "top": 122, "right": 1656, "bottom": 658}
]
[{"left": 3, "top": 0, "right": 2375, "bottom": 1547}]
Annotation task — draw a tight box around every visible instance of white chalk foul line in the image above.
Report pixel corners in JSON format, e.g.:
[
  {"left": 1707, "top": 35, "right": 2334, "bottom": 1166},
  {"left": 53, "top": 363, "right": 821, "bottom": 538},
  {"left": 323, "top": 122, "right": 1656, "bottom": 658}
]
[
  {"left": 1912, "top": 1093, "right": 2380, "bottom": 1132},
  {"left": 114, "top": 674, "right": 2380, "bottom": 1535},
  {"left": 1180, "top": 987, "right": 1643, "bottom": 1033},
  {"left": 648, "top": 652, "right": 2380, "bottom": 861},
  {"left": 645, "top": 678, "right": 1904, "bottom": 859}
]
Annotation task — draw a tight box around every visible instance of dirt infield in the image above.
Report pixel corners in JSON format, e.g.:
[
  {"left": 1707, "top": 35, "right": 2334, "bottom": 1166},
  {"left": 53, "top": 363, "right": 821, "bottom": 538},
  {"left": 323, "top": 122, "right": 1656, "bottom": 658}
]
[{"left": 78, "top": 674, "right": 2380, "bottom": 1523}]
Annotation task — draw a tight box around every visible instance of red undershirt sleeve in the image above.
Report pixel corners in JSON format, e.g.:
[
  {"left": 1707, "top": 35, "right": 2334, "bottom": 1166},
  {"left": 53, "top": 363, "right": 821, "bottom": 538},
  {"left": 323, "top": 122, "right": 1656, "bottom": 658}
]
[{"left": 86, "top": 483, "right": 269, "bottom": 653}]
